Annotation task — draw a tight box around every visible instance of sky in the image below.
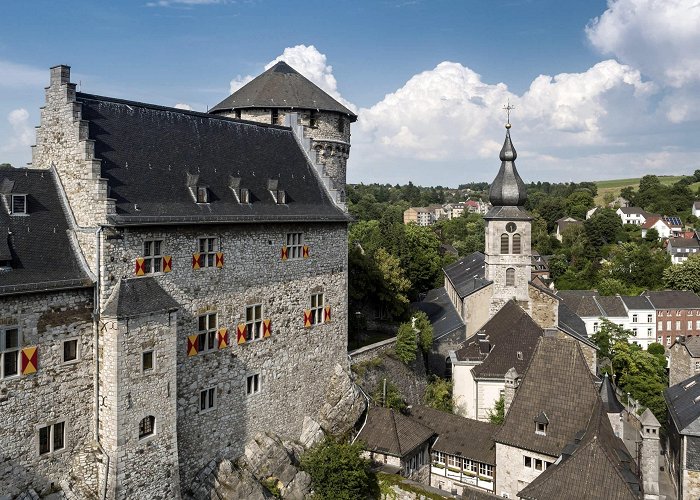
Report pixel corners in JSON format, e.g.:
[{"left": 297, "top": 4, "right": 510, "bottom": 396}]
[{"left": 1, "top": 0, "right": 699, "bottom": 187}]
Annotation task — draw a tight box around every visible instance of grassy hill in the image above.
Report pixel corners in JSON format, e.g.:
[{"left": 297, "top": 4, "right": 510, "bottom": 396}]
[{"left": 594, "top": 176, "right": 700, "bottom": 206}]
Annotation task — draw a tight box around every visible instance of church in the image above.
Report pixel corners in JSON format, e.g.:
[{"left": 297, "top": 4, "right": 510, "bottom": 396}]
[{"left": 0, "top": 62, "right": 361, "bottom": 498}]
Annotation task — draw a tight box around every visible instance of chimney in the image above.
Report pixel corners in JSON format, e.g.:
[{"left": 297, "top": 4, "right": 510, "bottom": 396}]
[
  {"left": 504, "top": 367, "right": 519, "bottom": 414},
  {"left": 50, "top": 65, "right": 71, "bottom": 86}
]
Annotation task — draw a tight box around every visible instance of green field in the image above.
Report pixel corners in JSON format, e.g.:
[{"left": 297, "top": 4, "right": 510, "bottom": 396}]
[{"left": 594, "top": 176, "right": 700, "bottom": 206}]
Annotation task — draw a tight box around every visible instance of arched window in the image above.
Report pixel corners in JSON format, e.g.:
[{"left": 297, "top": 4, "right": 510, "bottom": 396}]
[
  {"left": 506, "top": 268, "right": 516, "bottom": 287},
  {"left": 512, "top": 234, "right": 521, "bottom": 254},
  {"left": 139, "top": 416, "right": 155, "bottom": 439},
  {"left": 500, "top": 234, "right": 509, "bottom": 254}
]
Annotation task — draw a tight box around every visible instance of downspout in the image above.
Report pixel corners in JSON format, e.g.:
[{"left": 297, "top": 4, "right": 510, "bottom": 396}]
[{"left": 351, "top": 382, "right": 372, "bottom": 445}]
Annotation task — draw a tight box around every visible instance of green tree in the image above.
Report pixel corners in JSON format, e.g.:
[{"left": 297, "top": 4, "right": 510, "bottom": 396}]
[
  {"left": 584, "top": 208, "right": 623, "bottom": 250},
  {"left": 424, "top": 377, "right": 453, "bottom": 412},
  {"left": 399, "top": 224, "right": 441, "bottom": 299},
  {"left": 373, "top": 380, "right": 406, "bottom": 411},
  {"left": 598, "top": 242, "right": 670, "bottom": 291},
  {"left": 644, "top": 227, "right": 660, "bottom": 242},
  {"left": 487, "top": 394, "right": 505, "bottom": 425},
  {"left": 648, "top": 343, "right": 665, "bottom": 357},
  {"left": 300, "top": 438, "right": 378, "bottom": 500},
  {"left": 375, "top": 248, "right": 411, "bottom": 319},
  {"left": 664, "top": 254, "right": 700, "bottom": 293},
  {"left": 597, "top": 277, "right": 634, "bottom": 296},
  {"left": 395, "top": 322, "right": 417, "bottom": 364},
  {"left": 591, "top": 319, "right": 631, "bottom": 362},
  {"left": 413, "top": 310, "right": 433, "bottom": 353}
]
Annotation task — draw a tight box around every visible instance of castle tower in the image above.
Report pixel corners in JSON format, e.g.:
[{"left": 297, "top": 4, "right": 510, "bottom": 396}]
[
  {"left": 484, "top": 123, "right": 532, "bottom": 316},
  {"left": 209, "top": 61, "right": 357, "bottom": 197}
]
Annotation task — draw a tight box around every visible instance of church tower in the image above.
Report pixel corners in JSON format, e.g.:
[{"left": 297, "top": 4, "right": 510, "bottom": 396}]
[{"left": 484, "top": 123, "right": 532, "bottom": 316}]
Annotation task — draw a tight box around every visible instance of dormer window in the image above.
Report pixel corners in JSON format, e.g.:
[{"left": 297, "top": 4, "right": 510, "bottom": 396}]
[
  {"left": 196, "top": 186, "right": 209, "bottom": 204},
  {"left": 239, "top": 188, "right": 249, "bottom": 204},
  {"left": 536, "top": 422, "right": 547, "bottom": 435},
  {"left": 11, "top": 194, "right": 26, "bottom": 215},
  {"left": 276, "top": 190, "right": 286, "bottom": 204},
  {"left": 534, "top": 411, "right": 549, "bottom": 435}
]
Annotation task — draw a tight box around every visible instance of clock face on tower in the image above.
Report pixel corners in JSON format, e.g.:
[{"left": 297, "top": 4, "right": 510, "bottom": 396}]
[{"left": 506, "top": 222, "right": 517, "bottom": 233}]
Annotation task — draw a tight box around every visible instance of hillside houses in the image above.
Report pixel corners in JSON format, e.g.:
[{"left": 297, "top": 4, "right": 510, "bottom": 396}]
[{"left": 403, "top": 200, "right": 490, "bottom": 226}]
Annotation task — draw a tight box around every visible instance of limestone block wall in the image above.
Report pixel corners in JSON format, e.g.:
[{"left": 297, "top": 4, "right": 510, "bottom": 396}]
[
  {"left": 0, "top": 288, "right": 94, "bottom": 497},
  {"left": 98, "top": 312, "right": 180, "bottom": 500},
  {"left": 528, "top": 285, "right": 558, "bottom": 329},
  {"left": 495, "top": 443, "right": 556, "bottom": 498},
  {"left": 683, "top": 469, "right": 700, "bottom": 500},
  {"left": 464, "top": 285, "right": 492, "bottom": 336},
  {"left": 669, "top": 343, "right": 695, "bottom": 387},
  {"left": 98, "top": 221, "right": 349, "bottom": 488},
  {"left": 485, "top": 219, "right": 532, "bottom": 314}
]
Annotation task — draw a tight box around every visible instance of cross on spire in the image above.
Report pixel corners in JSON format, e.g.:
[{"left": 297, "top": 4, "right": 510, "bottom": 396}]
[{"left": 503, "top": 100, "right": 515, "bottom": 128}]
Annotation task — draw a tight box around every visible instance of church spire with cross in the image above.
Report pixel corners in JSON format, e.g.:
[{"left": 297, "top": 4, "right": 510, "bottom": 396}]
[{"left": 488, "top": 103, "right": 527, "bottom": 207}]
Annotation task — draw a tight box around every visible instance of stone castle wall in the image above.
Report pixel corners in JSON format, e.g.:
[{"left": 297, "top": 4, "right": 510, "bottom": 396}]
[{"left": 0, "top": 288, "right": 94, "bottom": 497}]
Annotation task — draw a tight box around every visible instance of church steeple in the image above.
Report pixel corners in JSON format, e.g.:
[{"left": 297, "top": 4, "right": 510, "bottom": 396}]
[{"left": 488, "top": 124, "right": 527, "bottom": 207}]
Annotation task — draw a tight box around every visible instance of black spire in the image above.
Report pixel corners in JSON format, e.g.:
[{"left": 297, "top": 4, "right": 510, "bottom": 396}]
[{"left": 488, "top": 124, "right": 527, "bottom": 207}]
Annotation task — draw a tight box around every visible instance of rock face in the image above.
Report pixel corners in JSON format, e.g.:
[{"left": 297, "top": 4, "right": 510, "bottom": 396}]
[{"left": 316, "top": 363, "right": 366, "bottom": 436}]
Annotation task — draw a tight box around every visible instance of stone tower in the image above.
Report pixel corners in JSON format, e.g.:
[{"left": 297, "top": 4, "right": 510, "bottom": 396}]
[
  {"left": 209, "top": 61, "right": 357, "bottom": 202},
  {"left": 639, "top": 408, "right": 661, "bottom": 499},
  {"left": 483, "top": 124, "right": 532, "bottom": 316}
]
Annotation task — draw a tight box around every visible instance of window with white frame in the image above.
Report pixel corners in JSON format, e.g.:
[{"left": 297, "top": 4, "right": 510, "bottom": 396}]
[
  {"left": 657, "top": 336, "right": 662, "bottom": 343},
  {"left": 286, "top": 232, "right": 304, "bottom": 259},
  {"left": 632, "top": 328, "right": 638, "bottom": 336},
  {"left": 39, "top": 421, "right": 65, "bottom": 455},
  {"left": 534, "top": 458, "right": 543, "bottom": 471},
  {"left": 11, "top": 194, "right": 27, "bottom": 215},
  {"left": 658, "top": 321, "right": 663, "bottom": 331},
  {"left": 139, "top": 416, "right": 155, "bottom": 439},
  {"left": 690, "top": 321, "right": 694, "bottom": 330},
  {"left": 667, "top": 321, "right": 672, "bottom": 331},
  {"left": 197, "top": 312, "right": 218, "bottom": 353},
  {"left": 479, "top": 463, "right": 493, "bottom": 478},
  {"left": 632, "top": 314, "right": 638, "bottom": 322},
  {"left": 593, "top": 322, "right": 599, "bottom": 333},
  {"left": 647, "top": 314, "right": 653, "bottom": 322},
  {"left": 666, "top": 336, "right": 672, "bottom": 346},
  {"left": 246, "top": 373, "right": 260, "bottom": 395},
  {"left": 433, "top": 450, "right": 445, "bottom": 464},
  {"left": 142, "top": 350, "right": 154, "bottom": 372},
  {"left": 697, "top": 320, "right": 700, "bottom": 330},
  {"left": 1, "top": 327, "right": 20, "bottom": 379},
  {"left": 245, "top": 304, "right": 263, "bottom": 341},
  {"left": 198, "top": 237, "right": 219, "bottom": 267},
  {"left": 647, "top": 328, "right": 652, "bottom": 336},
  {"left": 143, "top": 240, "right": 164, "bottom": 273},
  {"left": 676, "top": 321, "right": 681, "bottom": 330},
  {"left": 200, "top": 387, "right": 216, "bottom": 412},
  {"left": 310, "top": 292, "right": 324, "bottom": 325},
  {"left": 62, "top": 338, "right": 79, "bottom": 363},
  {"left": 524, "top": 456, "right": 532, "bottom": 468}
]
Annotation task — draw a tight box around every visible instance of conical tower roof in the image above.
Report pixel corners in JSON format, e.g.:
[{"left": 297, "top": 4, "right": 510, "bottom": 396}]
[
  {"left": 210, "top": 61, "right": 357, "bottom": 120},
  {"left": 488, "top": 125, "right": 527, "bottom": 206}
]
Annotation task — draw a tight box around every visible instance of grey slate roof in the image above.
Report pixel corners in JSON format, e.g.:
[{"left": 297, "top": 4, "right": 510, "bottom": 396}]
[
  {"left": 483, "top": 204, "right": 532, "bottom": 221},
  {"left": 595, "top": 295, "right": 627, "bottom": 317},
  {"left": 209, "top": 61, "right": 357, "bottom": 120},
  {"left": 0, "top": 169, "right": 92, "bottom": 295},
  {"left": 619, "top": 295, "right": 653, "bottom": 310},
  {"left": 442, "top": 252, "right": 491, "bottom": 299},
  {"left": 456, "top": 300, "right": 544, "bottom": 379},
  {"left": 408, "top": 405, "right": 497, "bottom": 465},
  {"left": 668, "top": 238, "right": 700, "bottom": 249},
  {"left": 356, "top": 407, "right": 434, "bottom": 458},
  {"left": 412, "top": 287, "right": 465, "bottom": 340},
  {"left": 642, "top": 290, "right": 700, "bottom": 309},
  {"left": 76, "top": 93, "right": 349, "bottom": 225},
  {"left": 102, "top": 277, "right": 180, "bottom": 318},
  {"left": 556, "top": 290, "right": 628, "bottom": 318},
  {"left": 557, "top": 302, "right": 595, "bottom": 347},
  {"left": 488, "top": 128, "right": 527, "bottom": 207},
  {"left": 679, "top": 336, "right": 700, "bottom": 357},
  {"left": 495, "top": 337, "right": 599, "bottom": 457},
  {"left": 599, "top": 374, "right": 625, "bottom": 414},
  {"left": 665, "top": 373, "right": 700, "bottom": 436}
]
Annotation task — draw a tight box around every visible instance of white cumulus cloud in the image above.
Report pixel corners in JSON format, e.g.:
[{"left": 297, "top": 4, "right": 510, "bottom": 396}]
[
  {"left": 1, "top": 108, "right": 35, "bottom": 158},
  {"left": 586, "top": 0, "right": 700, "bottom": 87},
  {"left": 174, "top": 103, "right": 193, "bottom": 110}
]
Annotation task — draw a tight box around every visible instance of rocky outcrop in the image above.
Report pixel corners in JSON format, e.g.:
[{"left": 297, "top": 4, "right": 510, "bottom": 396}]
[{"left": 316, "top": 363, "right": 366, "bottom": 436}]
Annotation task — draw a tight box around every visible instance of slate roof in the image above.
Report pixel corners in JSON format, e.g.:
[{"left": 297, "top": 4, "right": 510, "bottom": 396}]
[
  {"left": 595, "top": 295, "right": 627, "bottom": 317},
  {"left": 483, "top": 205, "right": 532, "bottom": 221},
  {"left": 599, "top": 374, "right": 625, "bottom": 414},
  {"left": 442, "top": 252, "right": 491, "bottom": 299},
  {"left": 618, "top": 207, "right": 649, "bottom": 216},
  {"left": 75, "top": 93, "right": 349, "bottom": 225},
  {"left": 0, "top": 168, "right": 92, "bottom": 295},
  {"left": 356, "top": 407, "right": 434, "bottom": 458},
  {"left": 557, "top": 302, "right": 595, "bottom": 347},
  {"left": 495, "top": 337, "right": 599, "bottom": 457},
  {"left": 408, "top": 405, "right": 497, "bottom": 465},
  {"left": 455, "top": 301, "right": 544, "bottom": 379},
  {"left": 556, "top": 216, "right": 582, "bottom": 234},
  {"left": 667, "top": 238, "right": 700, "bottom": 249},
  {"left": 488, "top": 128, "right": 527, "bottom": 207},
  {"left": 642, "top": 290, "right": 700, "bottom": 309},
  {"left": 665, "top": 373, "right": 700, "bottom": 436},
  {"left": 518, "top": 402, "right": 642, "bottom": 500},
  {"left": 102, "top": 277, "right": 180, "bottom": 318},
  {"left": 556, "top": 290, "right": 602, "bottom": 318},
  {"left": 619, "top": 295, "right": 653, "bottom": 310},
  {"left": 209, "top": 61, "right": 357, "bottom": 120},
  {"left": 678, "top": 336, "right": 700, "bottom": 357},
  {"left": 412, "top": 287, "right": 465, "bottom": 340}
]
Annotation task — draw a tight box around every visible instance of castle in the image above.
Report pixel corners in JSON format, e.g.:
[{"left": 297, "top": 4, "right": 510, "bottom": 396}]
[{"left": 0, "top": 62, "right": 358, "bottom": 498}]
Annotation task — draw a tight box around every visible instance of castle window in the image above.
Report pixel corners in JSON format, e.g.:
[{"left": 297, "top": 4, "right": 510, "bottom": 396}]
[
  {"left": 309, "top": 111, "right": 318, "bottom": 128},
  {"left": 196, "top": 186, "right": 209, "bottom": 204},
  {"left": 200, "top": 387, "right": 216, "bottom": 412},
  {"left": 512, "top": 234, "right": 521, "bottom": 254},
  {"left": 143, "top": 240, "right": 164, "bottom": 274},
  {"left": 310, "top": 292, "right": 325, "bottom": 325},
  {"left": 524, "top": 456, "right": 532, "bottom": 468},
  {"left": 505, "top": 268, "right": 515, "bottom": 287},
  {"left": 1, "top": 327, "right": 20, "bottom": 379},
  {"left": 338, "top": 117, "right": 344, "bottom": 133},
  {"left": 142, "top": 350, "right": 154, "bottom": 372},
  {"left": 245, "top": 304, "right": 263, "bottom": 341},
  {"left": 271, "top": 109, "right": 279, "bottom": 125},
  {"left": 286, "top": 232, "right": 304, "bottom": 259},
  {"left": 235, "top": 109, "right": 241, "bottom": 119},
  {"left": 197, "top": 312, "right": 218, "bottom": 353},
  {"left": 139, "top": 416, "right": 155, "bottom": 439},
  {"left": 246, "top": 373, "right": 260, "bottom": 395},
  {"left": 39, "top": 421, "right": 65, "bottom": 455},
  {"left": 500, "top": 234, "right": 509, "bottom": 254},
  {"left": 276, "top": 190, "right": 286, "bottom": 204},
  {"left": 62, "top": 338, "right": 79, "bottom": 364},
  {"left": 11, "top": 194, "right": 27, "bottom": 215},
  {"left": 198, "top": 237, "right": 219, "bottom": 268},
  {"left": 239, "top": 188, "right": 250, "bottom": 204}
]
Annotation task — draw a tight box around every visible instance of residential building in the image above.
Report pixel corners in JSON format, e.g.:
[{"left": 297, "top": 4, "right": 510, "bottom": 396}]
[
  {"left": 665, "top": 373, "right": 700, "bottom": 499},
  {"left": 403, "top": 206, "right": 440, "bottom": 226},
  {"left": 530, "top": 251, "right": 550, "bottom": 281},
  {"left": 1, "top": 63, "right": 357, "bottom": 498},
  {"left": 641, "top": 215, "right": 683, "bottom": 239},
  {"left": 619, "top": 295, "right": 657, "bottom": 349},
  {"left": 643, "top": 290, "right": 700, "bottom": 347},
  {"left": 693, "top": 201, "right": 700, "bottom": 218},
  {"left": 669, "top": 336, "right": 700, "bottom": 387},
  {"left": 666, "top": 235, "right": 700, "bottom": 264},
  {"left": 554, "top": 216, "right": 583, "bottom": 241},
  {"left": 586, "top": 206, "right": 598, "bottom": 219},
  {"left": 556, "top": 291, "right": 628, "bottom": 338},
  {"left": 617, "top": 207, "right": 651, "bottom": 226}
]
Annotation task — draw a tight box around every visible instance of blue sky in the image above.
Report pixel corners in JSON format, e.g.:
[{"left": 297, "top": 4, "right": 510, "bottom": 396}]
[{"left": 2, "top": 0, "right": 699, "bottom": 186}]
